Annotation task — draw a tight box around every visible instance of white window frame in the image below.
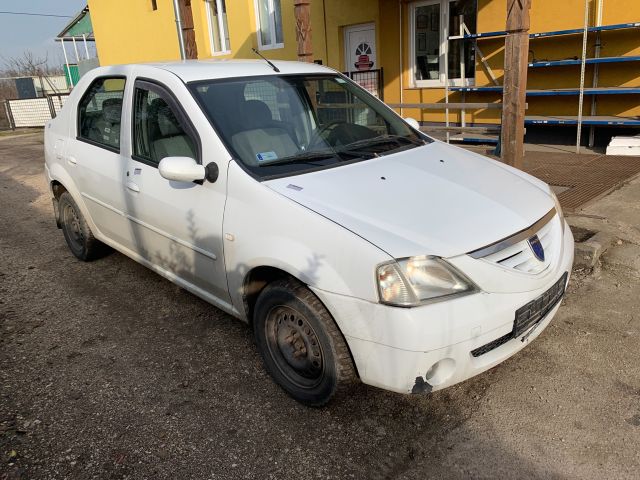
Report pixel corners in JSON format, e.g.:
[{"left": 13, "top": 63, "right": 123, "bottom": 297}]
[
  {"left": 409, "top": 0, "right": 475, "bottom": 88},
  {"left": 253, "top": 0, "right": 284, "bottom": 50},
  {"left": 205, "top": 0, "right": 231, "bottom": 55}
]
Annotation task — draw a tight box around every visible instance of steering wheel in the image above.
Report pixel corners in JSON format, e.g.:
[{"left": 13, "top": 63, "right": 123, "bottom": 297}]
[{"left": 307, "top": 120, "right": 348, "bottom": 149}]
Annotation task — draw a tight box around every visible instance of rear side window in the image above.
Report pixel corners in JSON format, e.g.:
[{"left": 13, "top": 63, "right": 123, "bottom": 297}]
[
  {"left": 78, "top": 77, "right": 126, "bottom": 151},
  {"left": 132, "top": 85, "right": 197, "bottom": 166}
]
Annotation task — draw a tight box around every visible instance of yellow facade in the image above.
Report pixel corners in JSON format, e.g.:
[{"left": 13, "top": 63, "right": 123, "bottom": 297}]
[
  {"left": 89, "top": 0, "right": 181, "bottom": 65},
  {"left": 88, "top": 0, "right": 640, "bottom": 126},
  {"left": 381, "top": 0, "right": 640, "bottom": 125}
]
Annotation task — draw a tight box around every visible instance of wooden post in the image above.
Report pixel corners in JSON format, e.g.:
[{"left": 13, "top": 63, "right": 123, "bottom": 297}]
[
  {"left": 294, "top": 0, "right": 313, "bottom": 62},
  {"left": 501, "top": 0, "right": 531, "bottom": 169},
  {"left": 179, "top": 0, "right": 198, "bottom": 59}
]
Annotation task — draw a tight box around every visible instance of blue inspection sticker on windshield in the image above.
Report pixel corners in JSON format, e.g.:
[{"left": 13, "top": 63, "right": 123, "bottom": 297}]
[{"left": 256, "top": 151, "right": 278, "bottom": 163}]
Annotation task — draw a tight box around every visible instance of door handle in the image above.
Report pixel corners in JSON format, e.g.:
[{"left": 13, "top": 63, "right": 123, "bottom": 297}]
[
  {"left": 126, "top": 181, "right": 140, "bottom": 193},
  {"left": 68, "top": 156, "right": 77, "bottom": 165}
]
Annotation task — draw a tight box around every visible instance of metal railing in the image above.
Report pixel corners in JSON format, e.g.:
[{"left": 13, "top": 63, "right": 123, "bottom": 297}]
[{"left": 342, "top": 68, "right": 383, "bottom": 100}]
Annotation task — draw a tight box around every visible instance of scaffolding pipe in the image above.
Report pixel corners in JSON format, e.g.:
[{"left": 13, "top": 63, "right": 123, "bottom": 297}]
[
  {"left": 459, "top": 15, "right": 466, "bottom": 131},
  {"left": 576, "top": 0, "right": 590, "bottom": 153},
  {"left": 82, "top": 34, "right": 90, "bottom": 59},
  {"left": 589, "top": 0, "right": 604, "bottom": 147},
  {"left": 71, "top": 36, "right": 80, "bottom": 63},
  {"left": 398, "top": 0, "right": 404, "bottom": 118},
  {"left": 444, "top": 10, "right": 450, "bottom": 143},
  {"left": 61, "top": 39, "right": 73, "bottom": 88}
]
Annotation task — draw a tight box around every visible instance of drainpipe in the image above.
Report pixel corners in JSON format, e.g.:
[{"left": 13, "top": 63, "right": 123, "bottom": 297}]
[{"left": 173, "top": 0, "right": 187, "bottom": 60}]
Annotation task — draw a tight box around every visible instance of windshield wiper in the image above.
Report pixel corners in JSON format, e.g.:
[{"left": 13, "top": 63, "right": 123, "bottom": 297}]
[
  {"left": 257, "top": 146, "right": 378, "bottom": 167},
  {"left": 256, "top": 149, "right": 338, "bottom": 167},
  {"left": 340, "top": 134, "right": 426, "bottom": 152}
]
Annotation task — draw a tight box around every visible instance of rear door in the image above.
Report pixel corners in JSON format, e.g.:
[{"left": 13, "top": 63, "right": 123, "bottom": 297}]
[
  {"left": 70, "top": 74, "right": 133, "bottom": 248},
  {"left": 123, "top": 71, "right": 232, "bottom": 307}
]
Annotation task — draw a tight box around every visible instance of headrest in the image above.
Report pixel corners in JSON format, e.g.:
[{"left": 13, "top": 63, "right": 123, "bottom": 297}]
[
  {"left": 156, "top": 103, "right": 183, "bottom": 137},
  {"left": 242, "top": 100, "right": 272, "bottom": 124},
  {"left": 102, "top": 97, "right": 122, "bottom": 123}
]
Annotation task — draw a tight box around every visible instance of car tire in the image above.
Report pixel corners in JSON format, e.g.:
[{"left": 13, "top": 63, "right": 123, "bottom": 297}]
[
  {"left": 59, "top": 192, "right": 109, "bottom": 261},
  {"left": 253, "top": 278, "right": 357, "bottom": 407}
]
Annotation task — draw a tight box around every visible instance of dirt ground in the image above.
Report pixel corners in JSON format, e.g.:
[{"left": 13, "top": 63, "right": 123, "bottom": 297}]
[{"left": 1, "top": 132, "right": 639, "bottom": 479}]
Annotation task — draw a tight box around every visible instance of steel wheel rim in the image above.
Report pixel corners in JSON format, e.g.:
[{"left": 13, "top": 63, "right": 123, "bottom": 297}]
[
  {"left": 265, "top": 305, "right": 324, "bottom": 389},
  {"left": 63, "top": 204, "right": 84, "bottom": 251}
]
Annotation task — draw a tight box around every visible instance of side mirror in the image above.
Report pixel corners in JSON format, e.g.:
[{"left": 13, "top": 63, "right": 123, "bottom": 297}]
[
  {"left": 158, "top": 157, "right": 205, "bottom": 183},
  {"left": 404, "top": 117, "right": 421, "bottom": 131}
]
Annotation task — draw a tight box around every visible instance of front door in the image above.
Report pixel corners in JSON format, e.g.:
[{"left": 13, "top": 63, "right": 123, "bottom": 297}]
[
  {"left": 124, "top": 76, "right": 231, "bottom": 308},
  {"left": 344, "top": 23, "right": 377, "bottom": 72}
]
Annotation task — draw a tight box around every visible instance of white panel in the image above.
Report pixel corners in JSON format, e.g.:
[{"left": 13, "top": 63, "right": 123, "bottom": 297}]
[{"left": 8, "top": 98, "right": 51, "bottom": 127}]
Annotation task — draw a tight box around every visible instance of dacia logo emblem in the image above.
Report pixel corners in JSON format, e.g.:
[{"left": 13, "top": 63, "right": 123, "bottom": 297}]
[{"left": 528, "top": 235, "right": 545, "bottom": 262}]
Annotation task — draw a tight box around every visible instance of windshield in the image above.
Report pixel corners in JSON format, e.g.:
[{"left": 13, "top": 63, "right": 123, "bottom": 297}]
[{"left": 189, "top": 74, "right": 431, "bottom": 178}]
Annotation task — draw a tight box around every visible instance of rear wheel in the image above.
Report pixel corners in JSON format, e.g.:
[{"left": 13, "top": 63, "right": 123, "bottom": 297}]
[
  {"left": 59, "top": 192, "right": 109, "bottom": 261},
  {"left": 253, "top": 278, "right": 357, "bottom": 406}
]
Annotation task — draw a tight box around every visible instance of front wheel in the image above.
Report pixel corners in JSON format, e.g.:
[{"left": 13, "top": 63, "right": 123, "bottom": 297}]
[{"left": 253, "top": 278, "right": 357, "bottom": 406}]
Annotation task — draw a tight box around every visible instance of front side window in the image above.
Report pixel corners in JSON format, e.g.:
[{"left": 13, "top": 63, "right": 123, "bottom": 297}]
[
  {"left": 410, "top": 0, "right": 476, "bottom": 87},
  {"left": 132, "top": 85, "right": 196, "bottom": 166},
  {"left": 206, "top": 0, "right": 230, "bottom": 54},
  {"left": 190, "top": 74, "right": 429, "bottom": 179},
  {"left": 254, "top": 0, "right": 284, "bottom": 50},
  {"left": 78, "top": 77, "right": 126, "bottom": 150}
]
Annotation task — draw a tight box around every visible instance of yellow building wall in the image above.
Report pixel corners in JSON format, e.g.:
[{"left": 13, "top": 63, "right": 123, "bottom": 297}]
[
  {"left": 90, "top": 0, "right": 330, "bottom": 65},
  {"left": 191, "top": 0, "right": 329, "bottom": 63},
  {"left": 88, "top": 0, "right": 181, "bottom": 65},
  {"left": 89, "top": 0, "right": 639, "bottom": 124},
  {"left": 189, "top": 0, "right": 376, "bottom": 69}
]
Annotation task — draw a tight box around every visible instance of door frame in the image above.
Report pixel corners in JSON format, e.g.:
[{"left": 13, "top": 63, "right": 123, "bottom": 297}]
[{"left": 343, "top": 22, "right": 377, "bottom": 73}]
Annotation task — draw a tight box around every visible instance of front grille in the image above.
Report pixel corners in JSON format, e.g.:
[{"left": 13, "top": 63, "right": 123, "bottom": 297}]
[
  {"left": 483, "top": 218, "right": 557, "bottom": 274},
  {"left": 468, "top": 209, "right": 560, "bottom": 275},
  {"left": 471, "top": 272, "right": 568, "bottom": 358}
]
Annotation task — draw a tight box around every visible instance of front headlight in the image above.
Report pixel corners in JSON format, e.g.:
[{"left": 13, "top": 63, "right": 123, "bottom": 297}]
[
  {"left": 550, "top": 190, "right": 565, "bottom": 233},
  {"left": 377, "top": 256, "right": 478, "bottom": 307}
]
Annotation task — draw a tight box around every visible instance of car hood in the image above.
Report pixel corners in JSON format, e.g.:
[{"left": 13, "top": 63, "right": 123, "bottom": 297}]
[{"left": 264, "top": 142, "right": 554, "bottom": 259}]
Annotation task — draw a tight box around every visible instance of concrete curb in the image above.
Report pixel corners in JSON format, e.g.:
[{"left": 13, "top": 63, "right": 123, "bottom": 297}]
[{"left": 573, "top": 231, "right": 616, "bottom": 270}]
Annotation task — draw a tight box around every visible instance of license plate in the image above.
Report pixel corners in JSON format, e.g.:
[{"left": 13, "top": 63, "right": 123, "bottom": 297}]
[{"left": 513, "top": 272, "right": 568, "bottom": 338}]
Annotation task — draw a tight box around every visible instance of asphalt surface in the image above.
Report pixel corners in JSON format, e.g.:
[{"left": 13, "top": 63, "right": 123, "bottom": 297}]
[{"left": 1, "top": 133, "right": 639, "bottom": 479}]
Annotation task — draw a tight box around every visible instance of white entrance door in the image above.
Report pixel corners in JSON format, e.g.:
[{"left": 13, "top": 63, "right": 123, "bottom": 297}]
[{"left": 344, "top": 23, "right": 377, "bottom": 72}]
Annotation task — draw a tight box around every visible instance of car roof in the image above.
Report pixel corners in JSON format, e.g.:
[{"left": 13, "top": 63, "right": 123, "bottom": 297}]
[{"left": 100, "top": 59, "right": 338, "bottom": 83}]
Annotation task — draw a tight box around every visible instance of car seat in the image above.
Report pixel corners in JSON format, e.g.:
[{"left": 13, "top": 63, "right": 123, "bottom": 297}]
[
  {"left": 89, "top": 97, "right": 122, "bottom": 148},
  {"left": 151, "top": 102, "right": 196, "bottom": 161},
  {"left": 231, "top": 99, "right": 299, "bottom": 166}
]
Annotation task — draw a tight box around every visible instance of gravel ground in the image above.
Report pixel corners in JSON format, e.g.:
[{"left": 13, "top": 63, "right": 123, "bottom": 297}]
[{"left": 1, "top": 133, "right": 639, "bottom": 479}]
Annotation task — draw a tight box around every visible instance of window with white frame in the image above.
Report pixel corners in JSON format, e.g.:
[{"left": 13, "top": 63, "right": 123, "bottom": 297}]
[
  {"left": 409, "top": 0, "right": 476, "bottom": 87},
  {"left": 206, "top": 0, "right": 230, "bottom": 54},
  {"left": 254, "top": 0, "right": 284, "bottom": 50}
]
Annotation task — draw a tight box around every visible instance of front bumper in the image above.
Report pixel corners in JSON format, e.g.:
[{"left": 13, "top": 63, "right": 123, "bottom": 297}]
[{"left": 312, "top": 220, "right": 574, "bottom": 394}]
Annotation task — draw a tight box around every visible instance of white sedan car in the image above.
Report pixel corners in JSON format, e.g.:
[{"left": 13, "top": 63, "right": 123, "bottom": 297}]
[{"left": 44, "top": 60, "right": 574, "bottom": 406}]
